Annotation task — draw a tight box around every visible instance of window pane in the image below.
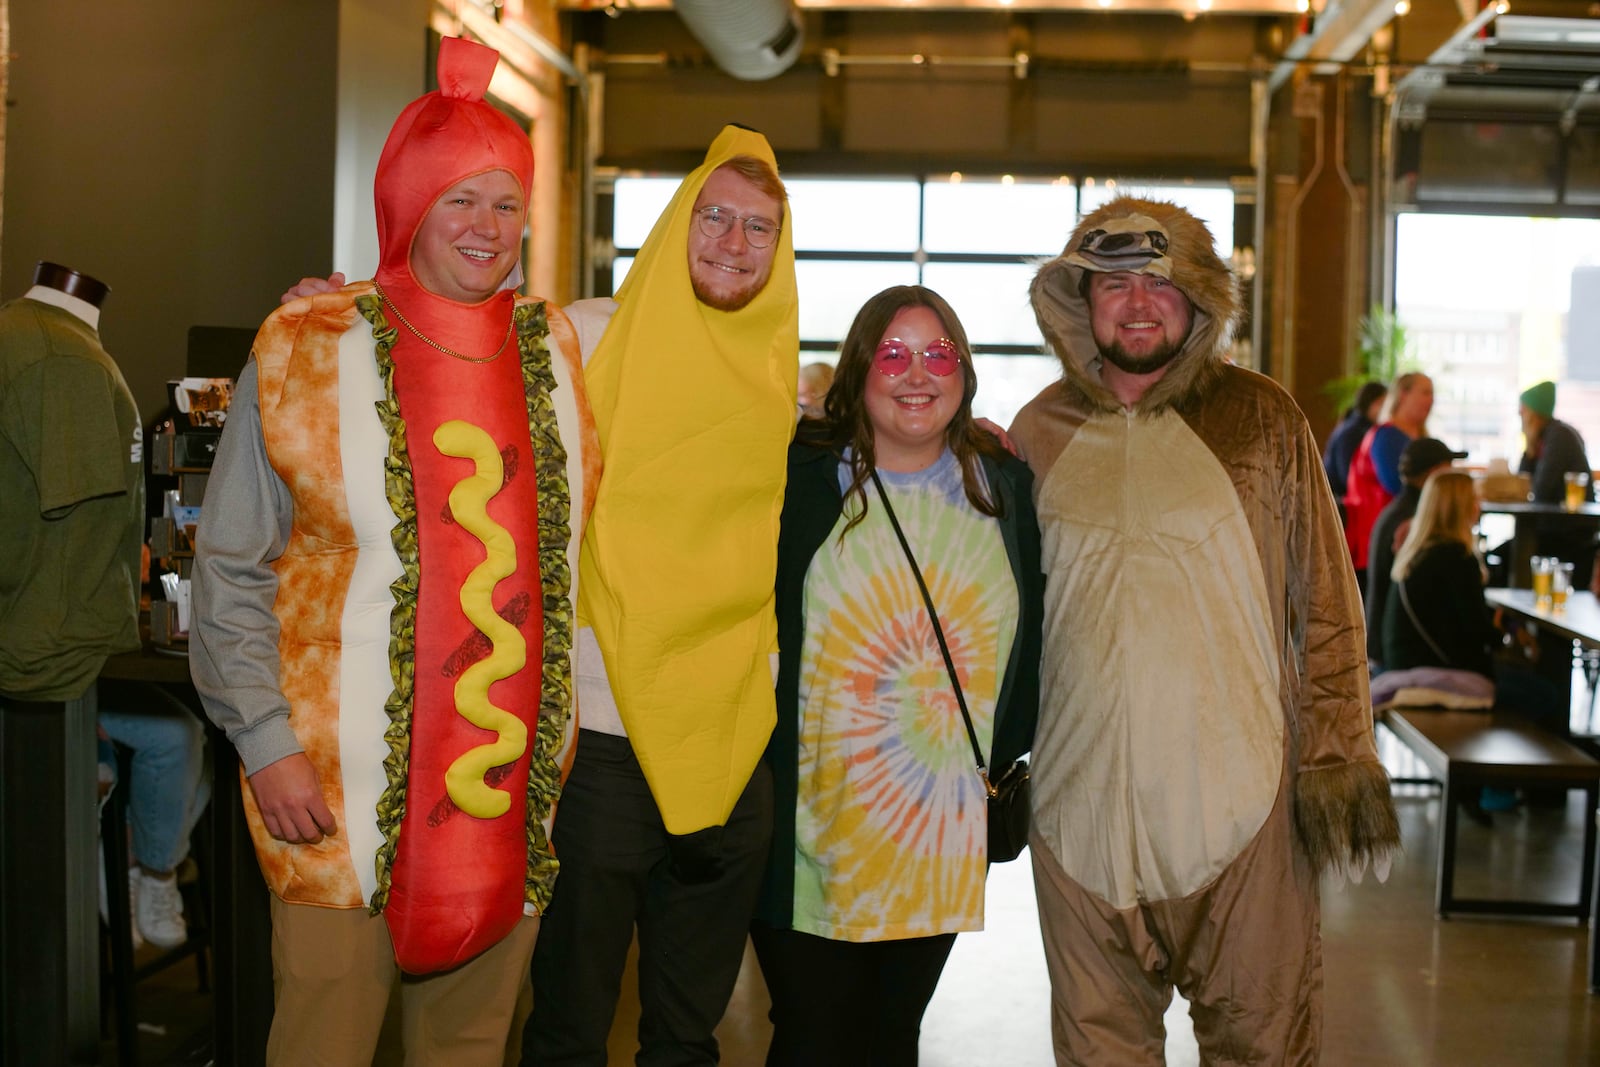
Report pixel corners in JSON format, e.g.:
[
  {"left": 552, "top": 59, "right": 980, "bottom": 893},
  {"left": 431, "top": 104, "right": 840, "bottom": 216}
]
[
  {"left": 612, "top": 177, "right": 681, "bottom": 249},
  {"left": 971, "top": 354, "right": 1062, "bottom": 429},
  {"left": 921, "top": 262, "right": 1044, "bottom": 348},
  {"left": 1395, "top": 212, "right": 1600, "bottom": 465},
  {"left": 923, "top": 178, "right": 1078, "bottom": 255},
  {"left": 795, "top": 260, "right": 921, "bottom": 342},
  {"left": 786, "top": 179, "right": 921, "bottom": 252},
  {"left": 612, "top": 255, "right": 634, "bottom": 292},
  {"left": 1079, "top": 181, "right": 1235, "bottom": 258}
]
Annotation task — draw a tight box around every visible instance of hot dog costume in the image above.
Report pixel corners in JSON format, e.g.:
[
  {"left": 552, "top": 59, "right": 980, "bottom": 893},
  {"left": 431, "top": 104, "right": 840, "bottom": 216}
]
[
  {"left": 1010, "top": 198, "right": 1399, "bottom": 1064},
  {"left": 191, "top": 36, "right": 598, "bottom": 987}
]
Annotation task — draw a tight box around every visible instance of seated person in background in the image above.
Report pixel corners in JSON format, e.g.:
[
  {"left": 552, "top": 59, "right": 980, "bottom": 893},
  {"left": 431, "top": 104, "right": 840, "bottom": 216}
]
[
  {"left": 796, "top": 360, "right": 834, "bottom": 419},
  {"left": 1325, "top": 380, "right": 1387, "bottom": 514},
  {"left": 99, "top": 680, "right": 210, "bottom": 949},
  {"left": 1517, "top": 380, "right": 1595, "bottom": 585},
  {"left": 1381, "top": 470, "right": 1564, "bottom": 738},
  {"left": 1365, "top": 437, "right": 1460, "bottom": 671}
]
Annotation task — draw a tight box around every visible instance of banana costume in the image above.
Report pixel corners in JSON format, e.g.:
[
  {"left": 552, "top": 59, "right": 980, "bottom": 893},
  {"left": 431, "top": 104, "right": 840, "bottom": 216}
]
[{"left": 577, "top": 126, "right": 799, "bottom": 836}]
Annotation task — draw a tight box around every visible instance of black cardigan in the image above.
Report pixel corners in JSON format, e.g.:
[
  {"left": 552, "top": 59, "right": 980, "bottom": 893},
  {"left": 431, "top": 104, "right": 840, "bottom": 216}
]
[{"left": 754, "top": 440, "right": 1045, "bottom": 929}]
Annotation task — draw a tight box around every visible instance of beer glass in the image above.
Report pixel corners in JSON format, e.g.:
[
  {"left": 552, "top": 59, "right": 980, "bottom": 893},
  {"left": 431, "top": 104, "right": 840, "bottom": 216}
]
[
  {"left": 1532, "top": 555, "right": 1555, "bottom": 610},
  {"left": 1553, "top": 562, "right": 1574, "bottom": 610},
  {"left": 1565, "top": 471, "right": 1590, "bottom": 511}
]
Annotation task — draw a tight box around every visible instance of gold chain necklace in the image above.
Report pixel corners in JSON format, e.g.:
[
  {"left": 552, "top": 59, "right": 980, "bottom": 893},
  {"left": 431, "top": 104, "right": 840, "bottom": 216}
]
[{"left": 373, "top": 282, "right": 514, "bottom": 365}]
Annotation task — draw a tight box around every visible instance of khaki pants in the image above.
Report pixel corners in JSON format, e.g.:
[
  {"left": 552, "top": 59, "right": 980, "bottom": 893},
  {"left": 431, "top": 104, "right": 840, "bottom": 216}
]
[{"left": 266, "top": 895, "right": 539, "bottom": 1067}]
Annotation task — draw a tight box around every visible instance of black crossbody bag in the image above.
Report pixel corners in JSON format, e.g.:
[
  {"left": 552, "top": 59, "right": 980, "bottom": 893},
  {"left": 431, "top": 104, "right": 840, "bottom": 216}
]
[{"left": 869, "top": 471, "right": 1031, "bottom": 863}]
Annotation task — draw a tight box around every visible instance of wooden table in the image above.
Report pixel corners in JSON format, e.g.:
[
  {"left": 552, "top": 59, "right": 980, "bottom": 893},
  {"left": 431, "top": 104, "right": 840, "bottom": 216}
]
[
  {"left": 98, "top": 645, "right": 273, "bottom": 1067},
  {"left": 1481, "top": 588, "right": 1600, "bottom": 993},
  {"left": 1479, "top": 500, "right": 1600, "bottom": 587},
  {"left": 1485, "top": 588, "right": 1600, "bottom": 727}
]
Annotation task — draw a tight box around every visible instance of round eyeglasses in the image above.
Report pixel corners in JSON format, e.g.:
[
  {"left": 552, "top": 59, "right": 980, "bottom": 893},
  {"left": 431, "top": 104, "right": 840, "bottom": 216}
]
[
  {"left": 873, "top": 338, "right": 962, "bottom": 377},
  {"left": 694, "top": 206, "right": 781, "bottom": 249}
]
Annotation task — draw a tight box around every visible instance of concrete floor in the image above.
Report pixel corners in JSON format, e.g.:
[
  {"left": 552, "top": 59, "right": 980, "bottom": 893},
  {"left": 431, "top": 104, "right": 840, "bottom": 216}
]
[{"left": 110, "top": 730, "right": 1600, "bottom": 1065}]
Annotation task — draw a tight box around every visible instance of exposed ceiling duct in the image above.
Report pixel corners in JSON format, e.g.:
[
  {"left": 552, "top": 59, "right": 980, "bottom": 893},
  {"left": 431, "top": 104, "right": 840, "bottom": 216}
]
[{"left": 673, "top": 0, "right": 805, "bottom": 80}]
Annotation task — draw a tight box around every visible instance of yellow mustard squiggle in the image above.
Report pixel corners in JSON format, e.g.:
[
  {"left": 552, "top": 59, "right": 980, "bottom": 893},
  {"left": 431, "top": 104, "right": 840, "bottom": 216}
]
[{"left": 435, "top": 419, "right": 528, "bottom": 819}]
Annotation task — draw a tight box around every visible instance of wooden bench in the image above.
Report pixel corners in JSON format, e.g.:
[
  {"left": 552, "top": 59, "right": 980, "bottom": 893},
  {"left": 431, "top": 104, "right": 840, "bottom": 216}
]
[{"left": 1382, "top": 707, "right": 1600, "bottom": 925}]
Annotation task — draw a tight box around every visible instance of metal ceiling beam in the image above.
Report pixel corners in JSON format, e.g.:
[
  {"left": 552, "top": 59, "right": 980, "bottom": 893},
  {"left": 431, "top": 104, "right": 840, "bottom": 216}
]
[
  {"left": 1268, "top": 0, "right": 1400, "bottom": 94},
  {"left": 557, "top": 0, "right": 1306, "bottom": 13}
]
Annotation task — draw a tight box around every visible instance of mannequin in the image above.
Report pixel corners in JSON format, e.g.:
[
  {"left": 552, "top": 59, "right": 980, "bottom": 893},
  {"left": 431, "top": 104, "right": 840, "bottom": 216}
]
[
  {"left": 25, "top": 261, "right": 110, "bottom": 329},
  {"left": 0, "top": 257, "right": 137, "bottom": 1061}
]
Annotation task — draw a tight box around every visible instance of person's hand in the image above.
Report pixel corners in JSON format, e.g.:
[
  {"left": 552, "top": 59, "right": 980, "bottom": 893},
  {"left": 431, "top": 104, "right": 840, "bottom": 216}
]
[
  {"left": 976, "top": 417, "right": 1020, "bottom": 457},
  {"left": 280, "top": 273, "right": 346, "bottom": 304},
  {"left": 248, "top": 753, "right": 337, "bottom": 843}
]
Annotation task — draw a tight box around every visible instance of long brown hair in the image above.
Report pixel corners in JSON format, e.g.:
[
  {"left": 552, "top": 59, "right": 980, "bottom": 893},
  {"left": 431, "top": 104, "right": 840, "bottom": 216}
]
[{"left": 802, "top": 285, "right": 1006, "bottom": 537}]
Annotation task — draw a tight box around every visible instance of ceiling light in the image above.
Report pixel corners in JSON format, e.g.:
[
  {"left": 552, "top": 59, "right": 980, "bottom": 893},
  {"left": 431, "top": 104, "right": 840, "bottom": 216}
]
[{"left": 1394, "top": 0, "right": 1410, "bottom": 13}]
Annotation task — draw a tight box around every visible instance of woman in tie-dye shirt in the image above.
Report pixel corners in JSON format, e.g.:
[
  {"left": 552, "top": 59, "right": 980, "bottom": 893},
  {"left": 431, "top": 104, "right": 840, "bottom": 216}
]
[{"left": 753, "top": 286, "right": 1043, "bottom": 1066}]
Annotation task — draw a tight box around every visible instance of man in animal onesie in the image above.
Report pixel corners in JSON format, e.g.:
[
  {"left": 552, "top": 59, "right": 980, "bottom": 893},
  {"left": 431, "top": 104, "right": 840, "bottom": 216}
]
[
  {"left": 522, "top": 125, "right": 799, "bottom": 1065},
  {"left": 1009, "top": 197, "right": 1400, "bottom": 1065},
  {"left": 190, "top": 37, "right": 597, "bottom": 1065}
]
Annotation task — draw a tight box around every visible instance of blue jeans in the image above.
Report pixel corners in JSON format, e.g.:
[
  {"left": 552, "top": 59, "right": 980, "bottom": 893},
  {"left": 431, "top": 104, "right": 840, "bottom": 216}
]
[{"left": 99, "top": 682, "right": 210, "bottom": 872}]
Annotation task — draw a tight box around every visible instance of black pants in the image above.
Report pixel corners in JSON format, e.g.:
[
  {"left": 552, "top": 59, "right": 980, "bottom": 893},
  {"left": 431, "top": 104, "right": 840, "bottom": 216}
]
[
  {"left": 750, "top": 923, "right": 957, "bottom": 1067},
  {"left": 523, "top": 730, "right": 773, "bottom": 1067}
]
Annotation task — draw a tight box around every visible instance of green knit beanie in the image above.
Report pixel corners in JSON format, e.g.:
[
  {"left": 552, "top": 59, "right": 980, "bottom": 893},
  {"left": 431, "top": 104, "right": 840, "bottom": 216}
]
[{"left": 1519, "top": 380, "right": 1556, "bottom": 419}]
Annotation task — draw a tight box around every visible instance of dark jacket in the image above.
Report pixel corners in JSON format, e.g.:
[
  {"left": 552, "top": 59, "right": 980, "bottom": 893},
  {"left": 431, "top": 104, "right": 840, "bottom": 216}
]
[
  {"left": 1323, "top": 410, "right": 1374, "bottom": 501},
  {"left": 1380, "top": 540, "right": 1495, "bottom": 679},
  {"left": 754, "top": 440, "right": 1044, "bottom": 929},
  {"left": 1365, "top": 483, "right": 1423, "bottom": 665}
]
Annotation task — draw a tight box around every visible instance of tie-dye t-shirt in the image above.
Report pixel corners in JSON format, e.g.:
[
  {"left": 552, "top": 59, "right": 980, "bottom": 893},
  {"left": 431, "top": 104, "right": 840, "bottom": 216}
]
[{"left": 791, "top": 449, "right": 1018, "bottom": 942}]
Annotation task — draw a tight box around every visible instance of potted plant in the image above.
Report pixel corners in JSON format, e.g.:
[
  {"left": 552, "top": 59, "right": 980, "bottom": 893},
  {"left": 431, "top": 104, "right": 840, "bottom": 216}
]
[{"left": 1323, "top": 305, "right": 1416, "bottom": 419}]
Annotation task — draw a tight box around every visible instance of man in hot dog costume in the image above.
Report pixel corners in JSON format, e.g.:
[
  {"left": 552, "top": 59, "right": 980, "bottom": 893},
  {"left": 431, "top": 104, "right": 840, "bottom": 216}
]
[
  {"left": 522, "top": 127, "right": 798, "bottom": 1065},
  {"left": 191, "top": 38, "right": 597, "bottom": 1064},
  {"left": 1010, "top": 197, "right": 1400, "bottom": 1065}
]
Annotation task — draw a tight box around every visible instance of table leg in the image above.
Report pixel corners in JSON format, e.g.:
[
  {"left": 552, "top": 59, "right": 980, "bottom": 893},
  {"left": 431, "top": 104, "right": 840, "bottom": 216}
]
[
  {"left": 208, "top": 729, "right": 275, "bottom": 1067},
  {"left": 1438, "top": 772, "right": 1461, "bottom": 918}
]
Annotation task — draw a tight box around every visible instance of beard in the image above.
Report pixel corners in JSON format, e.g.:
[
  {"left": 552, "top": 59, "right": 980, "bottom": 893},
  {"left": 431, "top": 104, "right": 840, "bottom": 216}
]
[
  {"left": 692, "top": 275, "right": 761, "bottom": 312},
  {"left": 1096, "top": 329, "right": 1191, "bottom": 376}
]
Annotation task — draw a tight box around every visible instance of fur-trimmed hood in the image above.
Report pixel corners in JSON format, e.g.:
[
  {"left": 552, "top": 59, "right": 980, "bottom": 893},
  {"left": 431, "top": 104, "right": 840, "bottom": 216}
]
[{"left": 1030, "top": 196, "right": 1241, "bottom": 415}]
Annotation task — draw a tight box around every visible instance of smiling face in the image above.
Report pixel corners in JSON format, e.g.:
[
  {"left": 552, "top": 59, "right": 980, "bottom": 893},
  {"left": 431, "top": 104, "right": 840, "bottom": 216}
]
[
  {"left": 410, "top": 169, "right": 526, "bottom": 304},
  {"left": 1087, "top": 269, "right": 1195, "bottom": 377},
  {"left": 686, "top": 165, "right": 781, "bottom": 312},
  {"left": 865, "top": 305, "right": 965, "bottom": 472}
]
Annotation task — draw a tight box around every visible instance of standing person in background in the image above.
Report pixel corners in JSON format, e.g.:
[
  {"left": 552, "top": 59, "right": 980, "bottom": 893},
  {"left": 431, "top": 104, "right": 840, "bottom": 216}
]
[
  {"left": 1344, "top": 372, "right": 1434, "bottom": 593},
  {"left": 1365, "top": 437, "right": 1460, "bottom": 671},
  {"left": 1014, "top": 197, "right": 1398, "bottom": 1065},
  {"left": 753, "top": 285, "right": 1042, "bottom": 1066},
  {"left": 796, "top": 360, "right": 834, "bottom": 419},
  {"left": 1516, "top": 381, "right": 1596, "bottom": 585},
  {"left": 191, "top": 38, "right": 597, "bottom": 1064},
  {"left": 1324, "top": 380, "right": 1387, "bottom": 507},
  {"left": 524, "top": 126, "right": 799, "bottom": 1067}
]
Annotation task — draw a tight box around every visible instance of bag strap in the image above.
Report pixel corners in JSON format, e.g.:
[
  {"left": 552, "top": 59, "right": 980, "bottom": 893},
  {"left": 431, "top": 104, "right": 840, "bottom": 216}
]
[
  {"left": 869, "top": 470, "right": 996, "bottom": 796},
  {"left": 1396, "top": 576, "right": 1453, "bottom": 667}
]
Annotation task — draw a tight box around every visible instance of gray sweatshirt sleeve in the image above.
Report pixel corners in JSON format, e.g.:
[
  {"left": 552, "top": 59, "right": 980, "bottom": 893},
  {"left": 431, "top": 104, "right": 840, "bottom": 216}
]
[{"left": 188, "top": 362, "right": 302, "bottom": 775}]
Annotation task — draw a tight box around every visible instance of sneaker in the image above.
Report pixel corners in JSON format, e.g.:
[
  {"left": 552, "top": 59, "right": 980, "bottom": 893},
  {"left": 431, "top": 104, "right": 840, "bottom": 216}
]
[{"left": 132, "top": 868, "right": 187, "bottom": 950}]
